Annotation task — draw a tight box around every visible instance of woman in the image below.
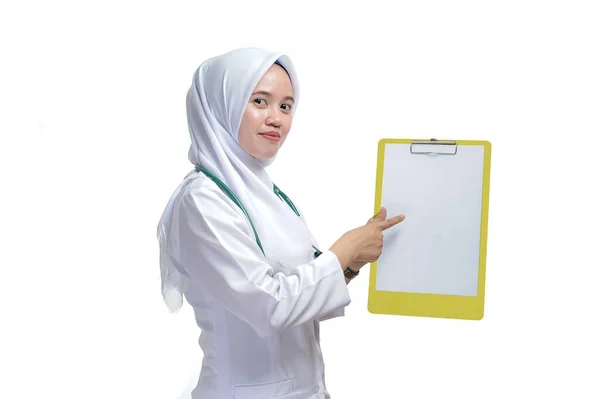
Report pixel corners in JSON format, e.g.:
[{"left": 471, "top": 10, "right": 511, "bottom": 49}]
[{"left": 157, "top": 47, "right": 405, "bottom": 399}]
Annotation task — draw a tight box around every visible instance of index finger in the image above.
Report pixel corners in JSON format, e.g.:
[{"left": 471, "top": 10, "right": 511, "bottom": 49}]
[{"left": 378, "top": 214, "right": 406, "bottom": 230}]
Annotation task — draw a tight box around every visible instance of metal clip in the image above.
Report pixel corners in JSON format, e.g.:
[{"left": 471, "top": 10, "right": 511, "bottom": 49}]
[{"left": 410, "top": 138, "right": 457, "bottom": 155}]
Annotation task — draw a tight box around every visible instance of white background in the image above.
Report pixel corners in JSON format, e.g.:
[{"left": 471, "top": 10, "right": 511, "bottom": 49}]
[{"left": 2, "top": 1, "right": 599, "bottom": 398}]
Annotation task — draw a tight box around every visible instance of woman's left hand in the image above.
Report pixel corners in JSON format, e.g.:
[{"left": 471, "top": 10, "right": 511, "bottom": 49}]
[{"left": 345, "top": 207, "right": 390, "bottom": 271}]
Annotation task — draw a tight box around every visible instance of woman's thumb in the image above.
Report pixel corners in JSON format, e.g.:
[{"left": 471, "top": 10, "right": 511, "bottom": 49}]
[{"left": 369, "top": 207, "right": 387, "bottom": 223}]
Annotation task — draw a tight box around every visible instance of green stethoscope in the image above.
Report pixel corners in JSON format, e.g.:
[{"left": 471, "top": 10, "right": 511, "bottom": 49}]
[{"left": 195, "top": 165, "right": 323, "bottom": 259}]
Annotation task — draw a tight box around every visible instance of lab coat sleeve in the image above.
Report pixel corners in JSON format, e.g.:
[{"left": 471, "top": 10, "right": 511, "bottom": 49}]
[
  {"left": 319, "top": 307, "right": 345, "bottom": 321},
  {"left": 295, "top": 204, "right": 347, "bottom": 323},
  {"left": 177, "top": 183, "right": 352, "bottom": 337}
]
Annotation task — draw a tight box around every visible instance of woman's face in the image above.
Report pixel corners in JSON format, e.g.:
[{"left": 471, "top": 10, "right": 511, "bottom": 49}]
[{"left": 238, "top": 64, "right": 294, "bottom": 159}]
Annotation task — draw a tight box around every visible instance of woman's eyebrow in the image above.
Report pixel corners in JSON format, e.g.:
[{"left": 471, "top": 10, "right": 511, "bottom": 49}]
[
  {"left": 251, "top": 90, "right": 295, "bottom": 103},
  {"left": 252, "top": 90, "right": 271, "bottom": 97}
]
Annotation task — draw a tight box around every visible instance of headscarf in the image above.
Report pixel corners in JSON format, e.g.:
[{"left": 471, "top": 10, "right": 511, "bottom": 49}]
[{"left": 157, "top": 48, "right": 314, "bottom": 312}]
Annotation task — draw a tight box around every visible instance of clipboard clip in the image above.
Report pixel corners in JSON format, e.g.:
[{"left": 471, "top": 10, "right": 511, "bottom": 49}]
[{"left": 410, "top": 138, "right": 457, "bottom": 155}]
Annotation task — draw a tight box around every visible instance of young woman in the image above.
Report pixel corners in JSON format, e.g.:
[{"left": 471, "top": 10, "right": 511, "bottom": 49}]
[{"left": 157, "top": 47, "right": 405, "bottom": 399}]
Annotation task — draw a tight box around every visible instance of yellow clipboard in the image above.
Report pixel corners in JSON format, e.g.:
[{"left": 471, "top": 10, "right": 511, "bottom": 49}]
[{"left": 367, "top": 138, "right": 492, "bottom": 320}]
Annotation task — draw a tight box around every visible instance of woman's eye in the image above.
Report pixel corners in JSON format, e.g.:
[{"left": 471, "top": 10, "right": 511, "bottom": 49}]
[
  {"left": 281, "top": 104, "right": 292, "bottom": 111},
  {"left": 253, "top": 98, "right": 266, "bottom": 106}
]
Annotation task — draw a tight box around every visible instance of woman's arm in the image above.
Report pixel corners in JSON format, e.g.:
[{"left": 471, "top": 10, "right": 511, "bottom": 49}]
[
  {"left": 176, "top": 181, "right": 351, "bottom": 337},
  {"left": 294, "top": 202, "right": 359, "bottom": 286}
]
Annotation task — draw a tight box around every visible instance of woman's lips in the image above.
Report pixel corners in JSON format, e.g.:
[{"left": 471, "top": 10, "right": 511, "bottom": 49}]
[{"left": 259, "top": 132, "right": 281, "bottom": 142}]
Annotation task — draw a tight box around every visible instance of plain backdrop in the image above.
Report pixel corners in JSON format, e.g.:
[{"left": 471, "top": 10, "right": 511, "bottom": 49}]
[{"left": 2, "top": 1, "right": 599, "bottom": 398}]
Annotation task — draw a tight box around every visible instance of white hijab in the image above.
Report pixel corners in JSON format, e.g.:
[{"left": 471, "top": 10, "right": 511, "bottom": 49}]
[{"left": 157, "top": 48, "right": 314, "bottom": 312}]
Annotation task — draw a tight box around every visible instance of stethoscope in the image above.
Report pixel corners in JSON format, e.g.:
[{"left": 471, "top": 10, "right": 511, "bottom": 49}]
[{"left": 195, "top": 165, "right": 323, "bottom": 259}]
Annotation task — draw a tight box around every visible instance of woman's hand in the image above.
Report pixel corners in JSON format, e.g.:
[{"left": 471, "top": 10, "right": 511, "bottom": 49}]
[
  {"left": 346, "top": 208, "right": 394, "bottom": 271},
  {"left": 329, "top": 207, "right": 405, "bottom": 270}
]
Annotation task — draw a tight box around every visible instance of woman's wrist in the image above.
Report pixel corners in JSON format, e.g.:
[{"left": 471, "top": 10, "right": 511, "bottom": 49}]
[
  {"left": 343, "top": 264, "right": 360, "bottom": 280},
  {"left": 347, "top": 260, "right": 367, "bottom": 271},
  {"left": 329, "top": 246, "right": 355, "bottom": 270}
]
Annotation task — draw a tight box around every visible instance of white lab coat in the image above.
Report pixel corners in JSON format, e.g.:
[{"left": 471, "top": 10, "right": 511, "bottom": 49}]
[{"left": 173, "top": 174, "right": 352, "bottom": 399}]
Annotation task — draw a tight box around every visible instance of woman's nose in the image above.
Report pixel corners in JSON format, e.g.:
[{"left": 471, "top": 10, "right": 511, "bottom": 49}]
[{"left": 265, "top": 107, "right": 282, "bottom": 126}]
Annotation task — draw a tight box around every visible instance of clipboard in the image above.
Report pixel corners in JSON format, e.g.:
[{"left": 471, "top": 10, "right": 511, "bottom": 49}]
[{"left": 367, "top": 138, "right": 492, "bottom": 320}]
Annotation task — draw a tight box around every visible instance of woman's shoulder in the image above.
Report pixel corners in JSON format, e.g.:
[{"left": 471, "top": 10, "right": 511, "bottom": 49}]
[
  {"left": 184, "top": 172, "right": 221, "bottom": 194},
  {"left": 177, "top": 173, "right": 244, "bottom": 218}
]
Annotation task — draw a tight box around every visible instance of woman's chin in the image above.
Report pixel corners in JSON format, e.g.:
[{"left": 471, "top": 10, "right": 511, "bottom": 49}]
[
  {"left": 255, "top": 146, "right": 281, "bottom": 160},
  {"left": 258, "top": 151, "right": 278, "bottom": 160}
]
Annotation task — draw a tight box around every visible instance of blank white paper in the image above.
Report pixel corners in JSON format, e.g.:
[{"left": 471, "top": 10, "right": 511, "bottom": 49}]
[{"left": 375, "top": 143, "right": 484, "bottom": 296}]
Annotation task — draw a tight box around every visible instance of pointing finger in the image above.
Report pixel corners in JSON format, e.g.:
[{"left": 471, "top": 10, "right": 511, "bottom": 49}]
[{"left": 379, "top": 214, "right": 406, "bottom": 230}]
